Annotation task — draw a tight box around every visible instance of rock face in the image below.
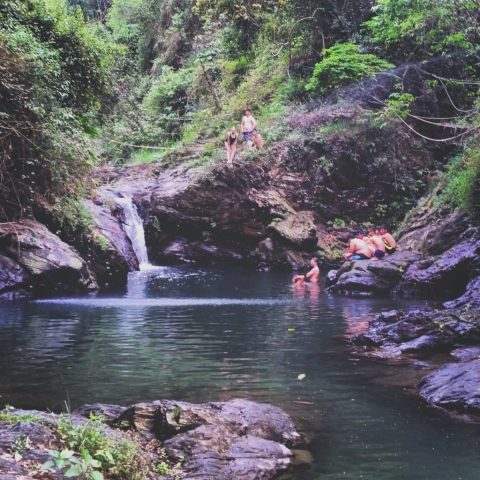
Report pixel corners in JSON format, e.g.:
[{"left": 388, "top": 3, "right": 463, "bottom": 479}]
[
  {"left": 418, "top": 358, "right": 480, "bottom": 413},
  {"left": 0, "top": 219, "right": 97, "bottom": 300},
  {"left": 0, "top": 399, "right": 301, "bottom": 479},
  {"left": 352, "top": 306, "right": 480, "bottom": 415},
  {"left": 393, "top": 239, "right": 480, "bottom": 300},
  {"left": 77, "top": 398, "right": 301, "bottom": 480},
  {"left": 83, "top": 124, "right": 437, "bottom": 272},
  {"left": 326, "top": 252, "right": 420, "bottom": 297}
]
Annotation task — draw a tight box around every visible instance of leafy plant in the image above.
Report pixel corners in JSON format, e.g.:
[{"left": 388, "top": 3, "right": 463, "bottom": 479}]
[
  {"left": 42, "top": 448, "right": 103, "bottom": 480},
  {"left": 306, "top": 44, "right": 393, "bottom": 94},
  {"left": 52, "top": 198, "right": 94, "bottom": 235}
]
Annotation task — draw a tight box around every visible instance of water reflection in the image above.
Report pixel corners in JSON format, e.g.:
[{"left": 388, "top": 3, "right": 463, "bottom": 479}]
[{"left": 0, "top": 267, "right": 478, "bottom": 479}]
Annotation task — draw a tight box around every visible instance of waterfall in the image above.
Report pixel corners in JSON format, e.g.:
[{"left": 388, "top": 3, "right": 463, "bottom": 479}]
[{"left": 115, "top": 196, "right": 151, "bottom": 271}]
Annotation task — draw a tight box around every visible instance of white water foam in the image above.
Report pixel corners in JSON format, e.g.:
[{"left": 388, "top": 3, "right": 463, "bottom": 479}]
[
  {"left": 34, "top": 298, "right": 293, "bottom": 307},
  {"left": 115, "top": 196, "right": 152, "bottom": 270}
]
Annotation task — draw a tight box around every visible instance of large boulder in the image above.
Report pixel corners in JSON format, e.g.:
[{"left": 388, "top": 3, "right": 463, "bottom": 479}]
[
  {"left": 418, "top": 359, "right": 480, "bottom": 414},
  {"left": 76, "top": 398, "right": 301, "bottom": 480},
  {"left": 394, "top": 239, "right": 480, "bottom": 299},
  {"left": 0, "top": 219, "right": 97, "bottom": 299},
  {"left": 327, "top": 252, "right": 420, "bottom": 297}
]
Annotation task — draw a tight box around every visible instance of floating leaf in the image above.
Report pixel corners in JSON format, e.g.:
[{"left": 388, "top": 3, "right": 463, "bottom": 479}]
[{"left": 297, "top": 373, "right": 306, "bottom": 380}]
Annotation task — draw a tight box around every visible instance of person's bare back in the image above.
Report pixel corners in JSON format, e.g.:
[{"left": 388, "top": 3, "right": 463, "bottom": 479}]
[
  {"left": 343, "top": 234, "right": 372, "bottom": 260},
  {"left": 367, "top": 235, "right": 386, "bottom": 252}
]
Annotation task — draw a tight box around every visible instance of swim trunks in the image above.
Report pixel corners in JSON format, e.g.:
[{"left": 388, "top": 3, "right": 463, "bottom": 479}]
[
  {"left": 352, "top": 253, "right": 370, "bottom": 260},
  {"left": 374, "top": 249, "right": 385, "bottom": 259},
  {"left": 242, "top": 129, "right": 256, "bottom": 142},
  {"left": 385, "top": 245, "right": 396, "bottom": 254}
]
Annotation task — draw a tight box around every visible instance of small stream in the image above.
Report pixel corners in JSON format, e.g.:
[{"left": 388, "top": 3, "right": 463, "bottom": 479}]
[{"left": 1, "top": 267, "right": 480, "bottom": 479}]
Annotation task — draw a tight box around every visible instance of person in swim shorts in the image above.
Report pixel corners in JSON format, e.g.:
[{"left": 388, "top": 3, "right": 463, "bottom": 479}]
[
  {"left": 343, "top": 233, "right": 372, "bottom": 260},
  {"left": 241, "top": 109, "right": 257, "bottom": 149},
  {"left": 380, "top": 225, "right": 397, "bottom": 254}
]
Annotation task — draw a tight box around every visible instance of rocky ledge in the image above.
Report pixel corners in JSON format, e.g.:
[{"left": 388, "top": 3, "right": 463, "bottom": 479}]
[
  {"left": 352, "top": 301, "right": 480, "bottom": 417},
  {"left": 0, "top": 398, "right": 303, "bottom": 480},
  {"left": 0, "top": 219, "right": 97, "bottom": 300}
]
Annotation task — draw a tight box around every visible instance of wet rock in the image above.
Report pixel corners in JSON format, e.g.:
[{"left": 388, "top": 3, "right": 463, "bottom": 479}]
[
  {"left": 394, "top": 239, "right": 480, "bottom": 299},
  {"left": 0, "top": 220, "right": 97, "bottom": 298},
  {"left": 269, "top": 211, "right": 317, "bottom": 249},
  {"left": 325, "top": 269, "right": 338, "bottom": 286},
  {"left": 444, "top": 276, "right": 480, "bottom": 310},
  {"left": 418, "top": 360, "right": 480, "bottom": 413},
  {"left": 352, "top": 308, "right": 480, "bottom": 353},
  {"left": 450, "top": 346, "right": 480, "bottom": 362},
  {"left": 327, "top": 252, "right": 420, "bottom": 297},
  {"left": 164, "top": 425, "right": 292, "bottom": 480}
]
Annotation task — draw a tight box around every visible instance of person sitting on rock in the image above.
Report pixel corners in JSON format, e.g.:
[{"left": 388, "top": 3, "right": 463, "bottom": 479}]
[
  {"left": 343, "top": 233, "right": 372, "bottom": 260},
  {"left": 365, "top": 227, "right": 386, "bottom": 259},
  {"left": 292, "top": 257, "right": 320, "bottom": 284},
  {"left": 380, "top": 225, "right": 396, "bottom": 254}
]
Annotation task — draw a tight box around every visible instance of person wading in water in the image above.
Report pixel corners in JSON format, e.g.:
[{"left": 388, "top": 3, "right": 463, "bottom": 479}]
[{"left": 225, "top": 127, "right": 238, "bottom": 164}]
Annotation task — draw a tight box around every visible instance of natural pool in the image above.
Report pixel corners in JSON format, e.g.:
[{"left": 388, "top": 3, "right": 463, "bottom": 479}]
[{"left": 1, "top": 266, "right": 480, "bottom": 479}]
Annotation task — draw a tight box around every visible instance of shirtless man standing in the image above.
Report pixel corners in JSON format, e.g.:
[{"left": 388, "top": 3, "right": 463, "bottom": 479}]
[
  {"left": 366, "top": 227, "right": 386, "bottom": 259},
  {"left": 343, "top": 233, "right": 372, "bottom": 260},
  {"left": 380, "top": 225, "right": 397, "bottom": 254},
  {"left": 241, "top": 109, "right": 257, "bottom": 149},
  {"left": 293, "top": 258, "right": 320, "bottom": 284}
]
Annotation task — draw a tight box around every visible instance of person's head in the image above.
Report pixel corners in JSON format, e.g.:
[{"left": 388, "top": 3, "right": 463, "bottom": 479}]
[
  {"left": 346, "top": 232, "right": 355, "bottom": 242},
  {"left": 379, "top": 225, "right": 388, "bottom": 234},
  {"left": 231, "top": 127, "right": 237, "bottom": 135},
  {"left": 375, "top": 227, "right": 380, "bottom": 235},
  {"left": 245, "top": 109, "right": 251, "bottom": 116},
  {"left": 356, "top": 231, "right": 365, "bottom": 239},
  {"left": 367, "top": 227, "right": 376, "bottom": 236},
  {"left": 310, "top": 257, "right": 318, "bottom": 266}
]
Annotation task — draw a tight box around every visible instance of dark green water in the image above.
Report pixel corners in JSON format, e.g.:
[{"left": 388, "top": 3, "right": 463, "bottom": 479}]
[{"left": 1, "top": 266, "right": 480, "bottom": 479}]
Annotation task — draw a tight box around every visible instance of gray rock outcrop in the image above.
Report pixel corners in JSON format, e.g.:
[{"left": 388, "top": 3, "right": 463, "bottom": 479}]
[{"left": 0, "top": 219, "right": 97, "bottom": 299}]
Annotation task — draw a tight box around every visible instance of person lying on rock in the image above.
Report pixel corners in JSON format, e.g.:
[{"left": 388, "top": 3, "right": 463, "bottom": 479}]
[
  {"left": 225, "top": 126, "right": 238, "bottom": 164},
  {"left": 292, "top": 257, "right": 320, "bottom": 284},
  {"left": 380, "top": 225, "right": 396, "bottom": 254},
  {"left": 343, "top": 233, "right": 372, "bottom": 260},
  {"left": 365, "top": 227, "right": 386, "bottom": 260}
]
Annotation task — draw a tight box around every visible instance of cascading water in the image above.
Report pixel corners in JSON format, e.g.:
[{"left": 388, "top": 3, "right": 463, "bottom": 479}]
[{"left": 115, "top": 196, "right": 151, "bottom": 271}]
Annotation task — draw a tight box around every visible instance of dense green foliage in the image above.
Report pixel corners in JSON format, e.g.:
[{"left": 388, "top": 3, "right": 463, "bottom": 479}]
[
  {"left": 3, "top": 0, "right": 480, "bottom": 222},
  {"left": 306, "top": 43, "right": 393, "bottom": 93},
  {"left": 0, "top": 0, "right": 118, "bottom": 220}
]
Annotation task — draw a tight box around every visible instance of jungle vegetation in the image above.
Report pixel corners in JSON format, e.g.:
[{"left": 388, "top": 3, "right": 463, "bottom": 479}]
[{"left": 1, "top": 0, "right": 480, "bottom": 223}]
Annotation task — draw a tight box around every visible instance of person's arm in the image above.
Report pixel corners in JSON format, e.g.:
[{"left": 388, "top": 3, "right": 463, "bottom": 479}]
[
  {"left": 241, "top": 117, "right": 245, "bottom": 130},
  {"left": 305, "top": 267, "right": 314, "bottom": 280}
]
